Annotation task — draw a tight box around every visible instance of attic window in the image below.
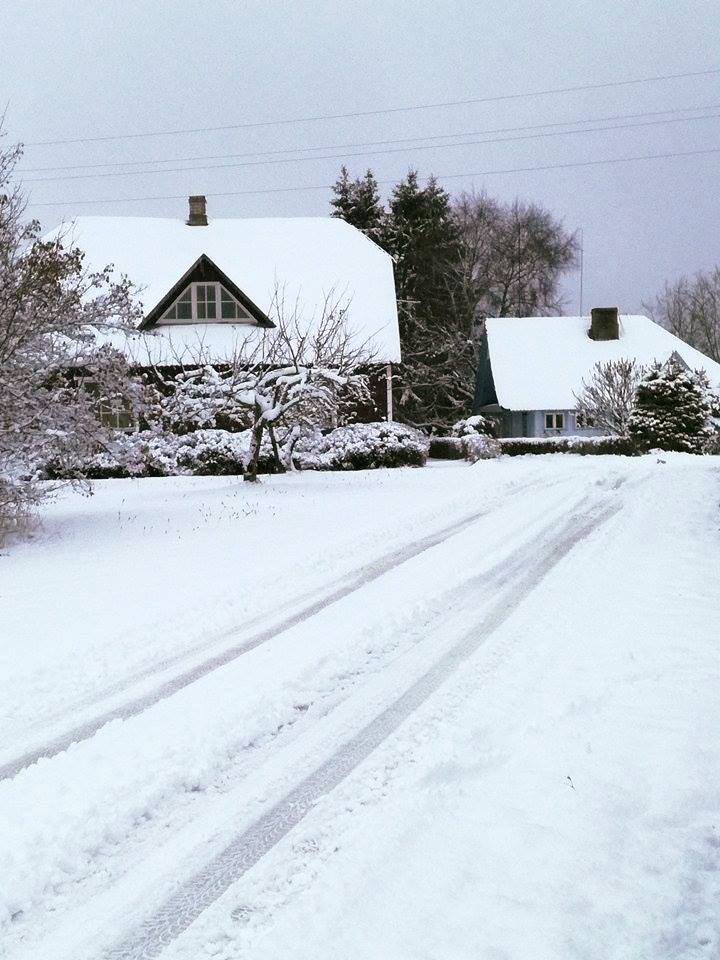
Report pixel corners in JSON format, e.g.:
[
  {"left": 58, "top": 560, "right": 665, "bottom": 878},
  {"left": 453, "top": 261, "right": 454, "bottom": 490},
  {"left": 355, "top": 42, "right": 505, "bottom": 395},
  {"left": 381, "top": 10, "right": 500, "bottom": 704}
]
[{"left": 160, "top": 282, "right": 254, "bottom": 324}]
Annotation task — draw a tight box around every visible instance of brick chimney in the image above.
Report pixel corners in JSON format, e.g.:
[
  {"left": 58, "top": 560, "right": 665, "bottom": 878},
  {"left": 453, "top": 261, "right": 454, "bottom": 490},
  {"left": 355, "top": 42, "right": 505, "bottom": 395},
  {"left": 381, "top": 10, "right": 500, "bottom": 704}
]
[
  {"left": 186, "top": 195, "right": 208, "bottom": 226},
  {"left": 589, "top": 306, "right": 619, "bottom": 341}
]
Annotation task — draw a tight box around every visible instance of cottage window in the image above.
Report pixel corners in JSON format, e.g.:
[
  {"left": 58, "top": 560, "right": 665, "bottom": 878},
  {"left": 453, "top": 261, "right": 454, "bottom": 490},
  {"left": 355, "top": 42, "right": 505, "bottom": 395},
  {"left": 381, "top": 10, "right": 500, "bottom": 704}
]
[
  {"left": 545, "top": 412, "right": 565, "bottom": 431},
  {"left": 79, "top": 379, "right": 134, "bottom": 431},
  {"left": 161, "top": 282, "right": 253, "bottom": 324}
]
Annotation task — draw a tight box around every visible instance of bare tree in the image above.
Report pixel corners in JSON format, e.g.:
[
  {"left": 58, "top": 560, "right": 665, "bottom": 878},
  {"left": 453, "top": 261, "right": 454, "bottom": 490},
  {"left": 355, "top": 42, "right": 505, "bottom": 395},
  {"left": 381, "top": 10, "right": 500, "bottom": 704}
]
[
  {"left": 453, "top": 190, "right": 579, "bottom": 319},
  {"left": 573, "top": 359, "right": 644, "bottom": 435},
  {"left": 0, "top": 131, "right": 141, "bottom": 539},
  {"left": 646, "top": 268, "right": 720, "bottom": 363}
]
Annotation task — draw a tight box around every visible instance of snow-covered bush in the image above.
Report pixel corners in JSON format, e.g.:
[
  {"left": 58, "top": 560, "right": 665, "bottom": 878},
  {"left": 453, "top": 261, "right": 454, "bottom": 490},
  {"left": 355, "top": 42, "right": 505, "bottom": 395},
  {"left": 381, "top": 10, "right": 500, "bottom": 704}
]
[
  {"left": 702, "top": 391, "right": 720, "bottom": 454},
  {"left": 451, "top": 414, "right": 496, "bottom": 438},
  {"left": 44, "top": 432, "right": 183, "bottom": 479},
  {"left": 175, "top": 430, "right": 277, "bottom": 476},
  {"left": 627, "top": 359, "right": 713, "bottom": 453},
  {"left": 294, "top": 422, "right": 429, "bottom": 471},
  {"left": 43, "top": 428, "right": 283, "bottom": 480},
  {"left": 157, "top": 366, "right": 252, "bottom": 435},
  {"left": 462, "top": 434, "right": 501, "bottom": 461}
]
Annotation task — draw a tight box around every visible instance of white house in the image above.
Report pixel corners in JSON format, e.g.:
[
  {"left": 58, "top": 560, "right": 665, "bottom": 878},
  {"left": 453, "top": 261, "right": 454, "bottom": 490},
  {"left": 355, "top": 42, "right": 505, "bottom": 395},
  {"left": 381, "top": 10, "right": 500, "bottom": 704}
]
[
  {"left": 45, "top": 196, "right": 401, "bottom": 418},
  {"left": 474, "top": 307, "right": 720, "bottom": 438}
]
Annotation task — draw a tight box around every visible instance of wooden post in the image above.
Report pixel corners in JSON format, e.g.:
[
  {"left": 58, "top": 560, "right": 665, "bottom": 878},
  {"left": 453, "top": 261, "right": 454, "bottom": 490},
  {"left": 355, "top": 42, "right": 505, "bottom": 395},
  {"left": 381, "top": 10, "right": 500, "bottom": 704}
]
[{"left": 385, "top": 363, "right": 393, "bottom": 422}]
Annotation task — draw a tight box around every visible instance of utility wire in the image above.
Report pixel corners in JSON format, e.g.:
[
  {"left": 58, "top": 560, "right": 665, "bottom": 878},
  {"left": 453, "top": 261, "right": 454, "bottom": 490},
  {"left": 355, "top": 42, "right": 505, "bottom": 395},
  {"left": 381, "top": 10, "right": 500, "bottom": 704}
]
[
  {"left": 24, "top": 67, "right": 720, "bottom": 147},
  {"left": 25, "top": 145, "right": 720, "bottom": 208},
  {"left": 17, "top": 101, "right": 720, "bottom": 174},
  {"left": 19, "top": 113, "right": 720, "bottom": 184}
]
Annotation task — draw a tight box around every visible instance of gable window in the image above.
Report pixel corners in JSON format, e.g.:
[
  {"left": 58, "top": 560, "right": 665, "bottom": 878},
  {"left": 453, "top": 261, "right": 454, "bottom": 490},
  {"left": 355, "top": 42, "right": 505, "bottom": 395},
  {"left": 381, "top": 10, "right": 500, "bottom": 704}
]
[
  {"left": 160, "top": 282, "right": 253, "bottom": 324},
  {"left": 544, "top": 412, "right": 565, "bottom": 432}
]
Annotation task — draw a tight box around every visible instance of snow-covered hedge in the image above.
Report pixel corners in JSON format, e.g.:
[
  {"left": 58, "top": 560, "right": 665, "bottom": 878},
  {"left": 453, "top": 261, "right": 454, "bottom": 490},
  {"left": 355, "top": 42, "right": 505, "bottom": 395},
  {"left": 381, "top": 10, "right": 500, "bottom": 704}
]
[
  {"left": 294, "top": 422, "right": 429, "bottom": 470},
  {"left": 499, "top": 436, "right": 636, "bottom": 456},
  {"left": 43, "top": 430, "right": 280, "bottom": 479},
  {"left": 429, "top": 435, "right": 501, "bottom": 461},
  {"left": 44, "top": 432, "right": 182, "bottom": 479},
  {"left": 428, "top": 436, "right": 465, "bottom": 460}
]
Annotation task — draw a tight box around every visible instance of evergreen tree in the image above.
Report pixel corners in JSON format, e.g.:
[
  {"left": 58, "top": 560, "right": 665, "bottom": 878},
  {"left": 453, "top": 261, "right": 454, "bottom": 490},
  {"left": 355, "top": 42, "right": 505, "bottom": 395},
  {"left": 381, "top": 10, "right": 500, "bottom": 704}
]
[
  {"left": 330, "top": 166, "right": 384, "bottom": 240},
  {"left": 380, "top": 171, "right": 470, "bottom": 429},
  {"left": 627, "top": 356, "right": 712, "bottom": 453}
]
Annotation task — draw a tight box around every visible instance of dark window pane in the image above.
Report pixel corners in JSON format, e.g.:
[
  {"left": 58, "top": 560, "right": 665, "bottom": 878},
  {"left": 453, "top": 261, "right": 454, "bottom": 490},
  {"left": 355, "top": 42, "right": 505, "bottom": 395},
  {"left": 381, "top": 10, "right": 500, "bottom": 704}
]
[{"left": 177, "top": 299, "right": 192, "bottom": 319}]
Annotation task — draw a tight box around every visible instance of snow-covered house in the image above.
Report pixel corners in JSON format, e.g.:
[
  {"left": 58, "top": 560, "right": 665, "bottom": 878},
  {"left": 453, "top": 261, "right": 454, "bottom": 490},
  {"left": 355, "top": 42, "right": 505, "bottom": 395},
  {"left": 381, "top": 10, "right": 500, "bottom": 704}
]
[
  {"left": 474, "top": 307, "right": 720, "bottom": 438},
  {"left": 46, "top": 196, "right": 401, "bottom": 418}
]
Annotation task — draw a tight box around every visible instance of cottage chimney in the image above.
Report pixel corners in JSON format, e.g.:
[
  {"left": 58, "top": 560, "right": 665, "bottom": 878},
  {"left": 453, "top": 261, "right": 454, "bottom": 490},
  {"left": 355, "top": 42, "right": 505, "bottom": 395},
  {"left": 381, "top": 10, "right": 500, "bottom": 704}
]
[
  {"left": 589, "top": 306, "right": 619, "bottom": 341},
  {"left": 186, "top": 195, "right": 208, "bottom": 226}
]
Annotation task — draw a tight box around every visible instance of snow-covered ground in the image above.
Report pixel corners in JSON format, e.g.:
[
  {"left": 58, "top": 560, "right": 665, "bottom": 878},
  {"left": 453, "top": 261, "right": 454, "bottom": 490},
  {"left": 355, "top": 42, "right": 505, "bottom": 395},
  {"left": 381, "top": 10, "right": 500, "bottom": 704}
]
[{"left": 1, "top": 455, "right": 718, "bottom": 960}]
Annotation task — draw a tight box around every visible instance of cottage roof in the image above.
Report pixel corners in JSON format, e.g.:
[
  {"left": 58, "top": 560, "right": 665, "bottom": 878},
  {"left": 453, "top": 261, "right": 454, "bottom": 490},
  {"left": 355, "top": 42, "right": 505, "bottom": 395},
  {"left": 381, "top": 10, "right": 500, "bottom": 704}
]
[
  {"left": 483, "top": 314, "right": 720, "bottom": 411},
  {"left": 45, "top": 215, "right": 401, "bottom": 363}
]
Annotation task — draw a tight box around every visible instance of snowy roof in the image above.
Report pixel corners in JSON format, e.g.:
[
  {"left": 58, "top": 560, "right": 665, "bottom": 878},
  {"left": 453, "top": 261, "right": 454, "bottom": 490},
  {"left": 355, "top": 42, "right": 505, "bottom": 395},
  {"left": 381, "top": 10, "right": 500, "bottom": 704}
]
[
  {"left": 484, "top": 314, "right": 720, "bottom": 410},
  {"left": 44, "top": 215, "right": 400, "bottom": 363}
]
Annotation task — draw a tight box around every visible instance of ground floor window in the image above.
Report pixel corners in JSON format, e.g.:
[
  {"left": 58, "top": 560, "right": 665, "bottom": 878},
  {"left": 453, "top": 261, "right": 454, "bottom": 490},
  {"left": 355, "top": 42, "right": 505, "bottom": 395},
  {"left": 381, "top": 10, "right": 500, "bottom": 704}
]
[
  {"left": 544, "top": 412, "right": 565, "bottom": 431},
  {"left": 80, "top": 379, "right": 135, "bottom": 431}
]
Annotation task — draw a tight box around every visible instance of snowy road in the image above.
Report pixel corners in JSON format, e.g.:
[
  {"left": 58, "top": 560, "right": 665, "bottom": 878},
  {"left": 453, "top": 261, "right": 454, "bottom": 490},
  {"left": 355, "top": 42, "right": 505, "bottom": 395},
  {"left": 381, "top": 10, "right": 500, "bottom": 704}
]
[
  {"left": 2, "top": 456, "right": 718, "bottom": 960},
  {"left": 0, "top": 472, "right": 548, "bottom": 782}
]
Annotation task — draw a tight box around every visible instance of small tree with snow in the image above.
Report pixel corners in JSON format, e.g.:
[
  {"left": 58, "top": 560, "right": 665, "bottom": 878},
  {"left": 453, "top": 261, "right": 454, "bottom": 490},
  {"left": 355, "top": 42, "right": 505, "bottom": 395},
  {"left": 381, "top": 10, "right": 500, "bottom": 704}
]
[
  {"left": 627, "top": 356, "right": 713, "bottom": 453},
  {"left": 573, "top": 359, "right": 644, "bottom": 435},
  {"left": 165, "top": 288, "right": 374, "bottom": 481},
  {"left": 239, "top": 289, "right": 374, "bottom": 480},
  {"left": 0, "top": 132, "right": 141, "bottom": 539}
]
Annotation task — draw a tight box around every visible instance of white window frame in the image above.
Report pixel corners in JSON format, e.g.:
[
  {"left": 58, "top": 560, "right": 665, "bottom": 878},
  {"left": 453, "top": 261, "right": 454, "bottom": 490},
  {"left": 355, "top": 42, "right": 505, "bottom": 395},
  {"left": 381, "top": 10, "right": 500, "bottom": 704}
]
[
  {"left": 544, "top": 411, "right": 565, "bottom": 433},
  {"left": 161, "top": 281, "right": 254, "bottom": 324},
  {"left": 79, "top": 378, "right": 135, "bottom": 432}
]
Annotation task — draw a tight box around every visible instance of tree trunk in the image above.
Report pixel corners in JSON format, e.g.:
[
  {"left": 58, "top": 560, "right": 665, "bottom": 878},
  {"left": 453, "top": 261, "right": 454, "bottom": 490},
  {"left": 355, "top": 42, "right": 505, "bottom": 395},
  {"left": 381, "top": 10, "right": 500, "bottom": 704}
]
[
  {"left": 267, "top": 423, "right": 286, "bottom": 474},
  {"left": 244, "top": 409, "right": 264, "bottom": 482}
]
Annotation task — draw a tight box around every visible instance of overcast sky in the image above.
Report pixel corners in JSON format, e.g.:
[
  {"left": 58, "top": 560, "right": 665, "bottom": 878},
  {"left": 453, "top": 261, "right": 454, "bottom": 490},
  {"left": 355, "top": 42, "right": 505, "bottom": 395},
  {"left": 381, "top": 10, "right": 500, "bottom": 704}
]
[{"left": 1, "top": 0, "right": 718, "bottom": 313}]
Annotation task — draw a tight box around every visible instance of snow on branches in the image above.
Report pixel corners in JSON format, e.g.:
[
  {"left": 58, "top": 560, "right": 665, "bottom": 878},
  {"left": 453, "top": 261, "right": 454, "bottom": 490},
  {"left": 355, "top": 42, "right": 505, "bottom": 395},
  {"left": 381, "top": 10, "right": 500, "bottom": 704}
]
[
  {"left": 149, "top": 286, "right": 375, "bottom": 481},
  {"left": 573, "top": 359, "right": 645, "bottom": 436},
  {"left": 0, "top": 132, "right": 142, "bottom": 540}
]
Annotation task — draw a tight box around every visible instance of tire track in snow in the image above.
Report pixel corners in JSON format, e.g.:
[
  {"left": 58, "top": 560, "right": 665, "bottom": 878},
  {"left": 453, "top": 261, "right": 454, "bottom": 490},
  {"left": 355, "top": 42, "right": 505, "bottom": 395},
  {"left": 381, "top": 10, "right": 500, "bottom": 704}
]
[
  {"left": 104, "top": 494, "right": 622, "bottom": 960},
  {"left": 0, "top": 479, "right": 550, "bottom": 782}
]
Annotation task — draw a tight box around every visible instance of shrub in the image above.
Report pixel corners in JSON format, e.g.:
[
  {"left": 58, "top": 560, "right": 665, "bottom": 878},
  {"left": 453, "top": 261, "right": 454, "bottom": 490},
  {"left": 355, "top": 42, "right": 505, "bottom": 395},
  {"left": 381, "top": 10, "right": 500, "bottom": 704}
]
[
  {"left": 499, "top": 436, "right": 637, "bottom": 456},
  {"left": 44, "top": 432, "right": 183, "bottom": 479},
  {"left": 294, "top": 422, "right": 429, "bottom": 470},
  {"left": 627, "top": 359, "right": 713, "bottom": 453},
  {"left": 175, "top": 430, "right": 277, "bottom": 476},
  {"left": 462, "top": 434, "right": 502, "bottom": 461},
  {"left": 428, "top": 436, "right": 465, "bottom": 460},
  {"left": 158, "top": 366, "right": 253, "bottom": 435},
  {"left": 451, "top": 414, "right": 496, "bottom": 438}
]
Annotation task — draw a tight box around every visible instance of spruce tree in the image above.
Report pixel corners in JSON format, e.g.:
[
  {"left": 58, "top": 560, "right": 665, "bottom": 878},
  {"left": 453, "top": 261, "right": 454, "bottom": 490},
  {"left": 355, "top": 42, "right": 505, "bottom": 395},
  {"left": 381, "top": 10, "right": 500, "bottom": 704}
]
[
  {"left": 627, "top": 356, "right": 712, "bottom": 453},
  {"left": 330, "top": 166, "right": 384, "bottom": 240},
  {"left": 380, "top": 171, "right": 469, "bottom": 429}
]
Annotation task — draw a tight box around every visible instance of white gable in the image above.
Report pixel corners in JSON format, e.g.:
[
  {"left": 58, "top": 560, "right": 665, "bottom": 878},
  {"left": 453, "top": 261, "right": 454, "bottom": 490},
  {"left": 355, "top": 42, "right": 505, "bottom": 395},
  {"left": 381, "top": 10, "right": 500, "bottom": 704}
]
[
  {"left": 45, "top": 215, "right": 401, "bottom": 363},
  {"left": 485, "top": 314, "right": 720, "bottom": 411}
]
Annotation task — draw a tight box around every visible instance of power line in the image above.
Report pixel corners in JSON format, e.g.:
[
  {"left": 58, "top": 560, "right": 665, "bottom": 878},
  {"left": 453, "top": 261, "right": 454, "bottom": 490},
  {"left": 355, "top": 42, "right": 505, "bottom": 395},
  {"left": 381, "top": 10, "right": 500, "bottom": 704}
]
[
  {"left": 23, "top": 67, "right": 720, "bottom": 147},
  {"left": 17, "top": 102, "right": 720, "bottom": 174},
  {"left": 18, "top": 113, "right": 720, "bottom": 184},
  {"left": 26, "top": 145, "right": 720, "bottom": 208}
]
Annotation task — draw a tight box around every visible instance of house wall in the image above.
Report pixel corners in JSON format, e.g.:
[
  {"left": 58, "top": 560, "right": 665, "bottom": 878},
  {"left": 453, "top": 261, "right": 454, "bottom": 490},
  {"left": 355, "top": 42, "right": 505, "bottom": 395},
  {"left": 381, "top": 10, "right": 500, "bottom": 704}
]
[{"left": 494, "top": 409, "right": 604, "bottom": 438}]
